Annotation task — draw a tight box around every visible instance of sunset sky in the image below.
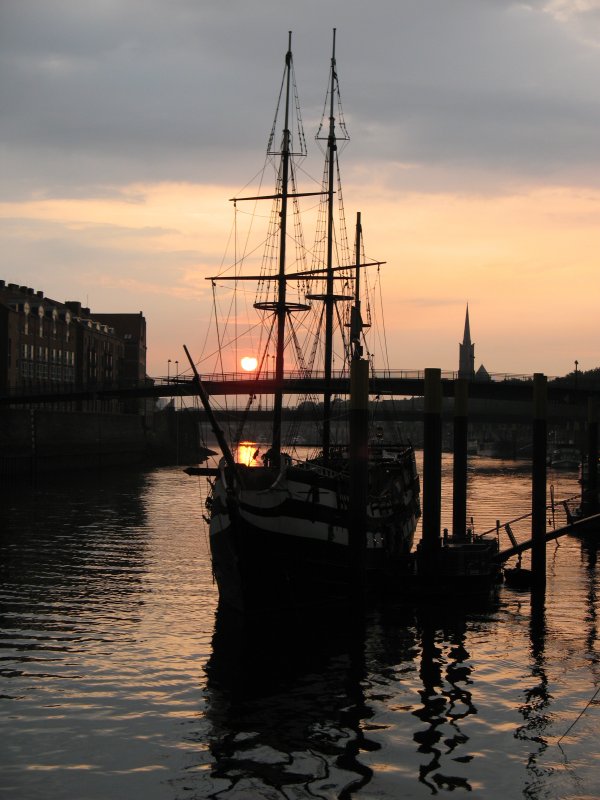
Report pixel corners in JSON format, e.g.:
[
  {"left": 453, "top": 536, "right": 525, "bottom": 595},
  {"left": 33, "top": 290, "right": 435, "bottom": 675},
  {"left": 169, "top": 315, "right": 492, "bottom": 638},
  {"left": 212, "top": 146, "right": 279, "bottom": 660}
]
[{"left": 2, "top": 0, "right": 600, "bottom": 379}]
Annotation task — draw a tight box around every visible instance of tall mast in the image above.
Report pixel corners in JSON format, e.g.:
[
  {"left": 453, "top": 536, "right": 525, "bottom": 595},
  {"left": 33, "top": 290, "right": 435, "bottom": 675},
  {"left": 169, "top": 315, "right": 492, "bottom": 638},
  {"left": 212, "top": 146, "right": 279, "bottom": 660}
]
[
  {"left": 271, "top": 32, "right": 293, "bottom": 467},
  {"left": 210, "top": 33, "right": 314, "bottom": 466},
  {"left": 322, "top": 28, "right": 337, "bottom": 464},
  {"left": 351, "top": 211, "right": 364, "bottom": 361}
]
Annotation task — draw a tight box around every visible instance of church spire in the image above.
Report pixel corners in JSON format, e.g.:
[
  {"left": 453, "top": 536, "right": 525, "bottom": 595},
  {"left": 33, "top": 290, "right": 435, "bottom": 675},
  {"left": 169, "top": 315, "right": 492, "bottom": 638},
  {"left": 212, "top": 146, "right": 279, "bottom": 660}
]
[
  {"left": 463, "top": 304, "right": 472, "bottom": 345},
  {"left": 458, "top": 304, "right": 475, "bottom": 379}
]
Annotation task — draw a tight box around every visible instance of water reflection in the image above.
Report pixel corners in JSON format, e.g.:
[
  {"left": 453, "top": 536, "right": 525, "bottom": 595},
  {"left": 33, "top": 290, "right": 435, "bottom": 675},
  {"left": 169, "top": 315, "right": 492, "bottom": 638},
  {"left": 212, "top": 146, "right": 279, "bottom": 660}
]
[
  {"left": 1, "top": 467, "right": 214, "bottom": 800},
  {"left": 2, "top": 461, "right": 598, "bottom": 799},
  {"left": 411, "top": 608, "right": 479, "bottom": 793},
  {"left": 0, "top": 470, "right": 149, "bottom": 610},
  {"left": 203, "top": 599, "right": 505, "bottom": 798},
  {"left": 581, "top": 537, "right": 598, "bottom": 650},
  {"left": 203, "top": 606, "right": 380, "bottom": 797},
  {"left": 0, "top": 471, "right": 150, "bottom": 691},
  {"left": 236, "top": 442, "right": 262, "bottom": 467},
  {"left": 517, "top": 600, "right": 552, "bottom": 799}
]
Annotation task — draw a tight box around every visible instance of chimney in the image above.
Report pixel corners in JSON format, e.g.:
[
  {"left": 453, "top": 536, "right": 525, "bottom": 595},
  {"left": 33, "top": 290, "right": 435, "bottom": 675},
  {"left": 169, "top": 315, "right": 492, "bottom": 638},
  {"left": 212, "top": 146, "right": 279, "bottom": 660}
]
[{"left": 65, "top": 301, "right": 82, "bottom": 315}]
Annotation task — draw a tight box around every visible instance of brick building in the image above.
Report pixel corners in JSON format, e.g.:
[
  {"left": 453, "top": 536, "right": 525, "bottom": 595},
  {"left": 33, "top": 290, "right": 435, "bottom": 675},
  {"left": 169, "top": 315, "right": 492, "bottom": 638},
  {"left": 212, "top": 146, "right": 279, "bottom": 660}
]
[{"left": 0, "top": 281, "right": 147, "bottom": 412}]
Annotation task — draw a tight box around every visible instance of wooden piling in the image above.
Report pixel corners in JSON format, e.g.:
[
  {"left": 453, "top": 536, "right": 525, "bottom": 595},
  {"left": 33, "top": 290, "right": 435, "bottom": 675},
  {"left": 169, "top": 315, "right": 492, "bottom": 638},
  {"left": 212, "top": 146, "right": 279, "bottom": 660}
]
[
  {"left": 531, "top": 373, "right": 547, "bottom": 591},
  {"left": 453, "top": 378, "right": 469, "bottom": 540},
  {"left": 349, "top": 358, "right": 369, "bottom": 596},
  {"left": 422, "top": 368, "right": 442, "bottom": 552},
  {"left": 585, "top": 399, "right": 598, "bottom": 516}
]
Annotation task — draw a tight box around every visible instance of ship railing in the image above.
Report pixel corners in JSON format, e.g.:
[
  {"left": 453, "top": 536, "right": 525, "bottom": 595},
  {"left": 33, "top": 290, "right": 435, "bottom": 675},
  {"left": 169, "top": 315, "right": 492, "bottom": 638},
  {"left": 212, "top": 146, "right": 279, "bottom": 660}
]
[{"left": 290, "top": 458, "right": 345, "bottom": 480}]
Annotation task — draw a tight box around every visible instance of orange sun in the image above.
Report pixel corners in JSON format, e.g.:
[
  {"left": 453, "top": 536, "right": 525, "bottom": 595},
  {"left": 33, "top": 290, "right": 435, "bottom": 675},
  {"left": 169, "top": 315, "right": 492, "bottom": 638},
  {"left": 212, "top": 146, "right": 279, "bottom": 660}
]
[{"left": 240, "top": 356, "right": 258, "bottom": 372}]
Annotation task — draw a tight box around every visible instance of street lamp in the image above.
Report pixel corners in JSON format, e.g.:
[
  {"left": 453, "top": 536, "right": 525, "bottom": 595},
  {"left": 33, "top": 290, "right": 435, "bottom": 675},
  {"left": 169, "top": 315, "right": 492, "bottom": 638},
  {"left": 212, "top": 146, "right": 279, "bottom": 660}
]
[
  {"left": 167, "top": 358, "right": 171, "bottom": 382},
  {"left": 575, "top": 359, "right": 579, "bottom": 388}
]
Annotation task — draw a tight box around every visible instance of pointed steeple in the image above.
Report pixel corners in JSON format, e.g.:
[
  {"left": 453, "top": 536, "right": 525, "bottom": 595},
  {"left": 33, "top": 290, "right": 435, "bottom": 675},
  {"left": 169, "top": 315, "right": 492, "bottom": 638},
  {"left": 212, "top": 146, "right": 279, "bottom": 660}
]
[
  {"left": 458, "top": 304, "right": 475, "bottom": 379},
  {"left": 463, "top": 304, "right": 472, "bottom": 345}
]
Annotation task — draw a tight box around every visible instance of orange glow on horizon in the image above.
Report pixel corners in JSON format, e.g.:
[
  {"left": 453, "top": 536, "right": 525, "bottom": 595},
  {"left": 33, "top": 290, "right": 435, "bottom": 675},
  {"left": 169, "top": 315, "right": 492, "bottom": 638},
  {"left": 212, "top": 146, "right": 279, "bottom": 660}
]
[{"left": 3, "top": 180, "right": 600, "bottom": 376}]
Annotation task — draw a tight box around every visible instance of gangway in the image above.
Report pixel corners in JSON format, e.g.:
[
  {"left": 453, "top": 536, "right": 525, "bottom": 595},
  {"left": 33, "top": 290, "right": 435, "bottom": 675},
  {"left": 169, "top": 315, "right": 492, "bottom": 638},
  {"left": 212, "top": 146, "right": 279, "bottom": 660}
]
[{"left": 494, "top": 511, "right": 600, "bottom": 563}]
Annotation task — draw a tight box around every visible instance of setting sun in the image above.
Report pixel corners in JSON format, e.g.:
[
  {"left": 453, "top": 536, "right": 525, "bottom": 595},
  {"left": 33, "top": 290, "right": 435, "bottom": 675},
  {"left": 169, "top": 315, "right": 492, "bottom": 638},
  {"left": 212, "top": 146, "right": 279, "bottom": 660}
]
[{"left": 240, "top": 356, "right": 258, "bottom": 372}]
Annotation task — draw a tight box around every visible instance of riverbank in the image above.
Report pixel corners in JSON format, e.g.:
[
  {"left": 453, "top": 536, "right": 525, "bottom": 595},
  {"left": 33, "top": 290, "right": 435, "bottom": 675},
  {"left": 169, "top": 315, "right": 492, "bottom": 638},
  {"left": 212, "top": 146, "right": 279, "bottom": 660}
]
[{"left": 0, "top": 407, "right": 207, "bottom": 479}]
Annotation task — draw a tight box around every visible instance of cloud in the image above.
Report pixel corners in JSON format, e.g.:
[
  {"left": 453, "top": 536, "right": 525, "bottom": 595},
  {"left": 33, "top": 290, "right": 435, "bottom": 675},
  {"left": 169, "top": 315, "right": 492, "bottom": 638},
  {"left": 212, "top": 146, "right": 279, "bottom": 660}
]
[
  {"left": 3, "top": 0, "right": 600, "bottom": 201},
  {"left": 2, "top": 0, "right": 600, "bottom": 377}
]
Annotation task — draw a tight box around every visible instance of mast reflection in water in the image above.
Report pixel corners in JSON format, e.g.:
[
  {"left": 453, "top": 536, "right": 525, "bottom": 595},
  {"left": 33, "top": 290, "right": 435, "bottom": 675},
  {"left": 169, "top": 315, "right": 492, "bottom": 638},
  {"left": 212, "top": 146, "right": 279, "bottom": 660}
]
[{"left": 1, "top": 457, "right": 599, "bottom": 799}]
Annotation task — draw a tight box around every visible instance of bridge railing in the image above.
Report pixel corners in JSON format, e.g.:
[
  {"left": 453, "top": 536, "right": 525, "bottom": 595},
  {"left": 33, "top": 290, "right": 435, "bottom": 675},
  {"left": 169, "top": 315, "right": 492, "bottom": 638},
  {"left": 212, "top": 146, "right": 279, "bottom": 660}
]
[
  {"left": 154, "top": 369, "right": 549, "bottom": 385},
  {"left": 4, "top": 369, "right": 590, "bottom": 402}
]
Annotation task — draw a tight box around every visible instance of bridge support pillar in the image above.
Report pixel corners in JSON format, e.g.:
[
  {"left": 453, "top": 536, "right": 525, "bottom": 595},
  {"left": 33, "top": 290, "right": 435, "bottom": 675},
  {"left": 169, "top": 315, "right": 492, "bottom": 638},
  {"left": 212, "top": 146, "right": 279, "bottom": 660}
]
[
  {"left": 584, "top": 399, "right": 598, "bottom": 516},
  {"left": 349, "top": 358, "right": 369, "bottom": 600},
  {"left": 452, "top": 379, "right": 468, "bottom": 540},
  {"left": 421, "top": 369, "right": 442, "bottom": 567},
  {"left": 531, "top": 373, "right": 547, "bottom": 593}
]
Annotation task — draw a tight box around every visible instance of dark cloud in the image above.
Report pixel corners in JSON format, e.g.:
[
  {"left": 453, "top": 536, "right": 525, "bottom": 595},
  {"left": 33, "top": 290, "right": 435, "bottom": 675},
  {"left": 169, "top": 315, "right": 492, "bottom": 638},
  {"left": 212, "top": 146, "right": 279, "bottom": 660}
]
[{"left": 2, "top": 0, "right": 600, "bottom": 200}]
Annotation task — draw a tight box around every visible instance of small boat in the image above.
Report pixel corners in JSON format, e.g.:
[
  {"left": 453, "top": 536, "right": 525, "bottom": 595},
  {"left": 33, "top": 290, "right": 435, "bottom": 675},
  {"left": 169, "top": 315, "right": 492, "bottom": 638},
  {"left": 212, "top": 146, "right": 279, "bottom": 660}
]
[
  {"left": 503, "top": 564, "right": 532, "bottom": 591},
  {"left": 549, "top": 444, "right": 580, "bottom": 470},
  {"left": 186, "top": 32, "right": 421, "bottom": 613}
]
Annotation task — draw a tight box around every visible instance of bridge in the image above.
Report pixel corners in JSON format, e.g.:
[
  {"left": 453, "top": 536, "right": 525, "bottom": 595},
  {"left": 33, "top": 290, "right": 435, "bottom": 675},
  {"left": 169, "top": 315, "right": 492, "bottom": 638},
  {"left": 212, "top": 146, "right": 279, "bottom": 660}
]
[{"left": 2, "top": 369, "right": 598, "bottom": 423}]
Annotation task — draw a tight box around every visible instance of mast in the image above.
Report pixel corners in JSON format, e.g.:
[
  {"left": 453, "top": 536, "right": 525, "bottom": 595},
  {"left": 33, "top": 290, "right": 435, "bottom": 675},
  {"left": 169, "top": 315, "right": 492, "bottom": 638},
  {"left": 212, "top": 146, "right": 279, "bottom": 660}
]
[
  {"left": 350, "top": 211, "right": 364, "bottom": 361},
  {"left": 348, "top": 212, "right": 368, "bottom": 597},
  {"left": 209, "top": 33, "right": 314, "bottom": 465},
  {"left": 271, "top": 31, "right": 293, "bottom": 467},
  {"left": 322, "top": 29, "right": 337, "bottom": 464}
]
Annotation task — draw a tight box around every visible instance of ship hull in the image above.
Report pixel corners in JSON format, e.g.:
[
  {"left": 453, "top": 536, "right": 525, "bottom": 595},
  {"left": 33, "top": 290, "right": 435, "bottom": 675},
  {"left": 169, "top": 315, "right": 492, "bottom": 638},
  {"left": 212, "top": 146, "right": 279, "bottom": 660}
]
[{"left": 208, "top": 453, "right": 420, "bottom": 612}]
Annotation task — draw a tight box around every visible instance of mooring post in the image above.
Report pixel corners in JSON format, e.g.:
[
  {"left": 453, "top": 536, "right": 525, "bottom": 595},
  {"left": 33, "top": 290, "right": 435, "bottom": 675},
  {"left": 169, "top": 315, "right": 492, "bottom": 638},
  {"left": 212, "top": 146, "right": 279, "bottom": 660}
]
[
  {"left": 422, "top": 368, "right": 442, "bottom": 559},
  {"left": 584, "top": 398, "right": 598, "bottom": 516},
  {"left": 531, "top": 373, "right": 547, "bottom": 591},
  {"left": 349, "top": 358, "right": 369, "bottom": 597},
  {"left": 453, "top": 378, "right": 468, "bottom": 540}
]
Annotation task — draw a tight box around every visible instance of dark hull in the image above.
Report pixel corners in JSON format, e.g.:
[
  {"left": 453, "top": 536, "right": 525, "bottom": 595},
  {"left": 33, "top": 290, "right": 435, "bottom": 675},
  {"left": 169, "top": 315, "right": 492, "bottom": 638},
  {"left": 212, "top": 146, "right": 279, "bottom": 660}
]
[
  {"left": 210, "top": 514, "right": 419, "bottom": 612},
  {"left": 208, "top": 451, "right": 421, "bottom": 613}
]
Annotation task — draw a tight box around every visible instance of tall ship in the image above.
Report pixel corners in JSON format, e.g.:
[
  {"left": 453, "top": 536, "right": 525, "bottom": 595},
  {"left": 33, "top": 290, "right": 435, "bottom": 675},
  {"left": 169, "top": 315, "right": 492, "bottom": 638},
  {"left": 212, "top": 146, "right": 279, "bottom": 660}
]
[{"left": 187, "top": 32, "right": 421, "bottom": 613}]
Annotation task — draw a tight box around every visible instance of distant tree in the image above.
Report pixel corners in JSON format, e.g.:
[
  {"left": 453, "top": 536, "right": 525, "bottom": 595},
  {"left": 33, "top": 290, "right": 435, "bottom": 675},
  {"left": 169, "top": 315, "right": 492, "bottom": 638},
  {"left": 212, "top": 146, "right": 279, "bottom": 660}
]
[{"left": 552, "top": 366, "right": 600, "bottom": 388}]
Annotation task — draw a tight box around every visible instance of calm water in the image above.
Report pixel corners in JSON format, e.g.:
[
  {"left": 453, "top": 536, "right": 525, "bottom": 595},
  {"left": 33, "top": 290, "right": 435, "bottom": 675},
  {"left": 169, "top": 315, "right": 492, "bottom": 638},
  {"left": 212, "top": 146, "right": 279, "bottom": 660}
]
[{"left": 1, "top": 455, "right": 598, "bottom": 800}]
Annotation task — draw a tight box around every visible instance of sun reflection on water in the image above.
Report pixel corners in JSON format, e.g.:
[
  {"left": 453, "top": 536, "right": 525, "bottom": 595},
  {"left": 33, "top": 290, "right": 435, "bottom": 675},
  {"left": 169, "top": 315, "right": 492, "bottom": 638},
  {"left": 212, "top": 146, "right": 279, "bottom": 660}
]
[{"left": 236, "top": 441, "right": 261, "bottom": 466}]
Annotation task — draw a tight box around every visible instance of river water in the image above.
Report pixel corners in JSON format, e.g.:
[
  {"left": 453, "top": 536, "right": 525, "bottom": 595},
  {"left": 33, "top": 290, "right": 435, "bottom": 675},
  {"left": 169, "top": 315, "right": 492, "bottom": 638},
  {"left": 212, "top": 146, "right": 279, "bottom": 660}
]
[{"left": 1, "top": 454, "right": 598, "bottom": 800}]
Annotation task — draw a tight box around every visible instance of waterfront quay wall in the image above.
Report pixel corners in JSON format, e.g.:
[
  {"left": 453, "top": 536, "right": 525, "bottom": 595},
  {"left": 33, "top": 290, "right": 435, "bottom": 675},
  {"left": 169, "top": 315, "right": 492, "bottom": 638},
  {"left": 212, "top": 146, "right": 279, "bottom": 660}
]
[
  {"left": 0, "top": 409, "right": 147, "bottom": 477},
  {"left": 0, "top": 408, "right": 201, "bottom": 479}
]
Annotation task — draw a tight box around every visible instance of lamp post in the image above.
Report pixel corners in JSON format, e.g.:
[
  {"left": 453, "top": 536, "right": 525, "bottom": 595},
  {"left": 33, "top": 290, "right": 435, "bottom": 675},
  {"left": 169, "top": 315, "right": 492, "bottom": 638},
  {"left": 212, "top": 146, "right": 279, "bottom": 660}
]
[
  {"left": 575, "top": 360, "right": 579, "bottom": 389},
  {"left": 167, "top": 359, "right": 171, "bottom": 383}
]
